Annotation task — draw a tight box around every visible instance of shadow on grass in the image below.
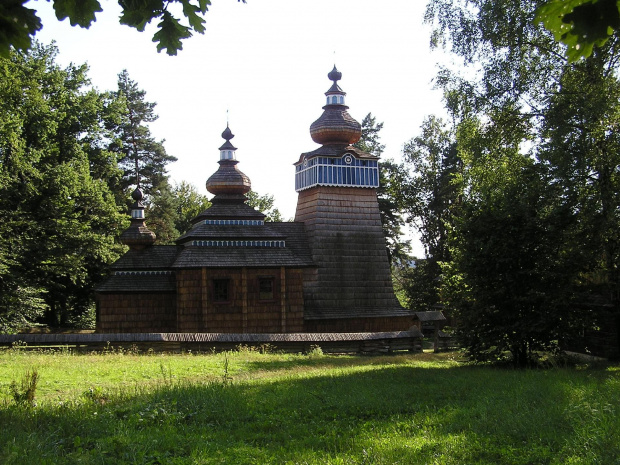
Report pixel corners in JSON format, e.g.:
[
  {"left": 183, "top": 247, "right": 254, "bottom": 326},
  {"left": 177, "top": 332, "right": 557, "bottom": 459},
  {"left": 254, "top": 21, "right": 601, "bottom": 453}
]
[{"left": 1, "top": 357, "right": 619, "bottom": 465}]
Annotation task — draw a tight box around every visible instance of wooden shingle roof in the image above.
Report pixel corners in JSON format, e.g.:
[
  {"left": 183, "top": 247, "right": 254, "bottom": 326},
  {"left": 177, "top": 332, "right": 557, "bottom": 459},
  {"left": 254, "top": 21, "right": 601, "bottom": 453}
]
[
  {"left": 296, "top": 144, "right": 379, "bottom": 164},
  {"left": 176, "top": 224, "right": 287, "bottom": 244},
  {"left": 96, "top": 274, "right": 176, "bottom": 293},
  {"left": 192, "top": 200, "right": 265, "bottom": 223},
  {"left": 173, "top": 222, "right": 314, "bottom": 268},
  {"left": 111, "top": 246, "right": 182, "bottom": 270},
  {"left": 413, "top": 311, "right": 446, "bottom": 322},
  {"left": 171, "top": 246, "right": 314, "bottom": 269}
]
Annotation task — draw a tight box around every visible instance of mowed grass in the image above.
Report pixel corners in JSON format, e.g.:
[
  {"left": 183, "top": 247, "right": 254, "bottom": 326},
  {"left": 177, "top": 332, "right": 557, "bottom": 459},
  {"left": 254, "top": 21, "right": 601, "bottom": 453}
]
[{"left": 0, "top": 348, "right": 619, "bottom": 464}]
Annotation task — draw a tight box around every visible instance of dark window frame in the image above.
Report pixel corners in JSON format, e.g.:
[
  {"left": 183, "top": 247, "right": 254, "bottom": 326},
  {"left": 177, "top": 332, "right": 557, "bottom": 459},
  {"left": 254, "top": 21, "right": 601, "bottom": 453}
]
[
  {"left": 258, "top": 276, "right": 276, "bottom": 302},
  {"left": 213, "top": 278, "right": 231, "bottom": 303}
]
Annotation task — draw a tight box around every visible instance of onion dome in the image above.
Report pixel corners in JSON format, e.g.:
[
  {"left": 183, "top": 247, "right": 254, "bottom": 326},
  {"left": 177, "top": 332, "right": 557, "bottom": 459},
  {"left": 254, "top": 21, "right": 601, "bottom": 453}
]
[
  {"left": 119, "top": 187, "right": 156, "bottom": 249},
  {"left": 206, "top": 125, "right": 251, "bottom": 196},
  {"left": 310, "top": 66, "right": 361, "bottom": 146}
]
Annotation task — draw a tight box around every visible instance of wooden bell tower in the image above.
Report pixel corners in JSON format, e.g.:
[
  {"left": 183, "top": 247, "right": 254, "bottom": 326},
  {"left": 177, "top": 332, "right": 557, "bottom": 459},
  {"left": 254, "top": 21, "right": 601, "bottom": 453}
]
[{"left": 294, "top": 67, "right": 411, "bottom": 331}]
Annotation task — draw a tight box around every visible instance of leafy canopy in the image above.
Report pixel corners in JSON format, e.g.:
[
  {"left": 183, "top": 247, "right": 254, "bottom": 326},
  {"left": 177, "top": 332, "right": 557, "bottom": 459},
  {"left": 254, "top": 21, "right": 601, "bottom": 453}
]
[{"left": 1, "top": 0, "right": 246, "bottom": 57}]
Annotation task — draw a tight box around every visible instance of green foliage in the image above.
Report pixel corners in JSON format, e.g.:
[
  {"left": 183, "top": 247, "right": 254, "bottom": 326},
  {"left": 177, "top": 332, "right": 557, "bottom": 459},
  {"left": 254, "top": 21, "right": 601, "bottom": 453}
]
[
  {"left": 0, "top": 43, "right": 127, "bottom": 328},
  {"left": 354, "top": 113, "right": 386, "bottom": 157},
  {"left": 110, "top": 69, "right": 176, "bottom": 195},
  {"left": 109, "top": 69, "right": 179, "bottom": 243},
  {"left": 354, "top": 113, "right": 410, "bottom": 264},
  {"left": 53, "top": 0, "right": 103, "bottom": 28},
  {"left": 8, "top": 368, "right": 39, "bottom": 406},
  {"left": 402, "top": 115, "right": 460, "bottom": 263},
  {"left": 246, "top": 190, "right": 284, "bottom": 222},
  {"left": 397, "top": 258, "right": 442, "bottom": 311},
  {"left": 537, "top": 0, "right": 620, "bottom": 61},
  {"left": 422, "top": 0, "right": 620, "bottom": 364},
  {"left": 0, "top": 1, "right": 42, "bottom": 57},
  {"left": 1, "top": 1, "right": 248, "bottom": 57},
  {"left": 172, "top": 181, "right": 211, "bottom": 234},
  {"left": 443, "top": 158, "right": 582, "bottom": 366}
]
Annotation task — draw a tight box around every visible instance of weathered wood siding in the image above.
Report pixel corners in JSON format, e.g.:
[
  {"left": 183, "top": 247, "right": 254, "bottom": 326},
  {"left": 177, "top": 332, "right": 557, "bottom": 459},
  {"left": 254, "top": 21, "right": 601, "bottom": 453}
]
[
  {"left": 304, "top": 316, "right": 414, "bottom": 333},
  {"left": 97, "top": 293, "right": 177, "bottom": 333},
  {"left": 176, "top": 267, "right": 305, "bottom": 333},
  {"left": 295, "top": 186, "right": 405, "bottom": 319}
]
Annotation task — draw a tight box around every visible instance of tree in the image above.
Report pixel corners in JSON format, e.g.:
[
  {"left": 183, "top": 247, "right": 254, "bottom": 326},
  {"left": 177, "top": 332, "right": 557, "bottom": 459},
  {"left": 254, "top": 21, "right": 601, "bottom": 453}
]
[
  {"left": 109, "top": 70, "right": 178, "bottom": 244},
  {"left": 146, "top": 182, "right": 180, "bottom": 244},
  {"left": 0, "top": 43, "right": 127, "bottom": 329},
  {"left": 354, "top": 113, "right": 410, "bottom": 264},
  {"left": 355, "top": 113, "right": 386, "bottom": 157},
  {"left": 1, "top": 0, "right": 246, "bottom": 57},
  {"left": 246, "top": 190, "right": 284, "bottom": 222},
  {"left": 110, "top": 70, "right": 176, "bottom": 194},
  {"left": 439, "top": 107, "right": 580, "bottom": 367},
  {"left": 387, "top": 116, "right": 461, "bottom": 311},
  {"left": 424, "top": 0, "right": 620, "bottom": 361},
  {"left": 172, "top": 181, "right": 211, "bottom": 234},
  {"left": 402, "top": 116, "right": 460, "bottom": 264}
]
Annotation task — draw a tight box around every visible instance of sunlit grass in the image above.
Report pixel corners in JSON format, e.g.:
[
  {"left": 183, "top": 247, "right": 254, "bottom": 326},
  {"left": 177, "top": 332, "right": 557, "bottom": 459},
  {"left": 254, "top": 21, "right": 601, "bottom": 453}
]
[{"left": 0, "top": 348, "right": 618, "bottom": 464}]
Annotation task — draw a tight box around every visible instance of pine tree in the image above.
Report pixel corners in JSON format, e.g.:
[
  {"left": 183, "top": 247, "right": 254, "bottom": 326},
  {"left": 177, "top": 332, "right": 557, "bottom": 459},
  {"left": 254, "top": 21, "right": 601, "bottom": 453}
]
[{"left": 109, "top": 70, "right": 179, "bottom": 244}]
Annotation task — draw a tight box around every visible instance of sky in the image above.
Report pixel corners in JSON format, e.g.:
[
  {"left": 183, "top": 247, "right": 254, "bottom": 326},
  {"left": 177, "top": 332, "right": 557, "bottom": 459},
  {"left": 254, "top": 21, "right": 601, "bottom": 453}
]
[{"left": 28, "top": 0, "right": 448, "bottom": 256}]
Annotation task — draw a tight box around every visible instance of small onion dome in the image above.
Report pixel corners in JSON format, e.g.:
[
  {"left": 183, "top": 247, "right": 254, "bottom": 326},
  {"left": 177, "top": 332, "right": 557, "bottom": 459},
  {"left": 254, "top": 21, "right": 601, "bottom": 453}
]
[
  {"left": 310, "top": 66, "right": 361, "bottom": 145},
  {"left": 206, "top": 125, "right": 251, "bottom": 195},
  {"left": 120, "top": 187, "right": 156, "bottom": 249},
  {"left": 218, "top": 125, "right": 238, "bottom": 161},
  {"left": 327, "top": 65, "right": 342, "bottom": 82},
  {"left": 132, "top": 186, "right": 144, "bottom": 202}
]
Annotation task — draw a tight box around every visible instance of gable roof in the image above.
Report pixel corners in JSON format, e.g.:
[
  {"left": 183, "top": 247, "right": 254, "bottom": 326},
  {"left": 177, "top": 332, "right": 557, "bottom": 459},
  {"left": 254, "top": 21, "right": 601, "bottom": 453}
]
[
  {"left": 111, "top": 246, "right": 182, "bottom": 270},
  {"left": 96, "top": 274, "right": 176, "bottom": 293}
]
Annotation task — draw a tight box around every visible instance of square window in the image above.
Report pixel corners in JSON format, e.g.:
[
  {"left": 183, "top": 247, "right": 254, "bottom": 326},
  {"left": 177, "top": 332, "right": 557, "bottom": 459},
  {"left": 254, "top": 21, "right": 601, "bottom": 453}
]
[
  {"left": 258, "top": 277, "right": 274, "bottom": 301},
  {"left": 213, "top": 279, "right": 230, "bottom": 303}
]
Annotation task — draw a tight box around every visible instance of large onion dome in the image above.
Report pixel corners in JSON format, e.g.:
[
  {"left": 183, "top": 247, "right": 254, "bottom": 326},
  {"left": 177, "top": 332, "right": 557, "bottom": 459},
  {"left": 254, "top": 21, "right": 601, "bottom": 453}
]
[
  {"left": 309, "top": 66, "right": 361, "bottom": 146},
  {"left": 206, "top": 125, "right": 251, "bottom": 196}
]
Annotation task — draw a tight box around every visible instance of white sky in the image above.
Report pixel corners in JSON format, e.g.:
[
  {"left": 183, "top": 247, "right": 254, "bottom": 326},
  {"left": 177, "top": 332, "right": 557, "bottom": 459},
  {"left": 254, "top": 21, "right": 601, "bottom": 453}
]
[{"left": 28, "top": 0, "right": 448, "bottom": 256}]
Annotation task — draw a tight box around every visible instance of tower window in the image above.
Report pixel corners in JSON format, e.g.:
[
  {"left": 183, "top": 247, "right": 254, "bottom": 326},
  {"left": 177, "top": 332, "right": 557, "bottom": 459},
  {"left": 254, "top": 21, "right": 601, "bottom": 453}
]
[
  {"left": 258, "top": 277, "right": 275, "bottom": 301},
  {"left": 331, "top": 96, "right": 338, "bottom": 104},
  {"left": 339, "top": 96, "right": 344, "bottom": 104},
  {"left": 213, "top": 278, "right": 230, "bottom": 302}
]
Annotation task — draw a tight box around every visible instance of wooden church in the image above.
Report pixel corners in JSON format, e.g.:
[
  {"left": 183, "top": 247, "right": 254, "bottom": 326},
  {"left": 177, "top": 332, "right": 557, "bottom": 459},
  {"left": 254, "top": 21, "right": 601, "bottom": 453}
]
[{"left": 96, "top": 67, "right": 413, "bottom": 333}]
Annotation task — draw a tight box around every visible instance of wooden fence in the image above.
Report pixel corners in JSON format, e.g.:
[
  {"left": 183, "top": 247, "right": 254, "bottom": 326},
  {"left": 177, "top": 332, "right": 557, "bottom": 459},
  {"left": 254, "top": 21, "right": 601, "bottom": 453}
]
[{"left": 0, "top": 330, "right": 423, "bottom": 354}]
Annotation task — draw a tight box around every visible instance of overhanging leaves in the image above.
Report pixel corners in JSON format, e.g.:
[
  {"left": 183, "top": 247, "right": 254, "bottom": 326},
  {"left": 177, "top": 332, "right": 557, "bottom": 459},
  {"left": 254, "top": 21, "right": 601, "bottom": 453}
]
[
  {"left": 0, "top": 1, "right": 42, "bottom": 57},
  {"left": 537, "top": 0, "right": 620, "bottom": 61},
  {"left": 53, "top": 0, "right": 102, "bottom": 28}
]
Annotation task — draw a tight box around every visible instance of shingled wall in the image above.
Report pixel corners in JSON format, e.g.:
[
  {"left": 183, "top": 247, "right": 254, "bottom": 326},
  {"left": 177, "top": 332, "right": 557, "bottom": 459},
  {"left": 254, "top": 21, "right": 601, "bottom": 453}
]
[
  {"left": 97, "top": 293, "right": 177, "bottom": 332},
  {"left": 295, "top": 186, "right": 407, "bottom": 328},
  {"left": 176, "top": 267, "right": 305, "bottom": 333}
]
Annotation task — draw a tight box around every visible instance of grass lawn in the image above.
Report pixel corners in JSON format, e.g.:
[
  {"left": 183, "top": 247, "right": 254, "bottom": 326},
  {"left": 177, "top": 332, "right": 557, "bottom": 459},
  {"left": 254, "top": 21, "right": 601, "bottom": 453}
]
[{"left": 0, "top": 347, "right": 618, "bottom": 464}]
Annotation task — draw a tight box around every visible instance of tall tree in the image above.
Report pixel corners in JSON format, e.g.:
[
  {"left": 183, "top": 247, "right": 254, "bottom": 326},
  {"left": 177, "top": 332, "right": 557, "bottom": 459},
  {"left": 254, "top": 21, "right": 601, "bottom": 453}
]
[
  {"left": 396, "top": 115, "right": 461, "bottom": 310},
  {"left": 441, "top": 116, "right": 583, "bottom": 366},
  {"left": 0, "top": 43, "right": 127, "bottom": 329},
  {"left": 354, "top": 112, "right": 410, "bottom": 264},
  {"left": 110, "top": 70, "right": 176, "bottom": 195},
  {"left": 109, "top": 70, "right": 178, "bottom": 244},
  {"left": 424, "top": 0, "right": 620, "bottom": 361}
]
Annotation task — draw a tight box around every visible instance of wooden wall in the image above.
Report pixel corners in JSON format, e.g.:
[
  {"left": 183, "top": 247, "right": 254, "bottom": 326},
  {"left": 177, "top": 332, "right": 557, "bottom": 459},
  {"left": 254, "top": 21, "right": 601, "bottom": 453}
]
[
  {"left": 295, "top": 186, "right": 403, "bottom": 313},
  {"left": 304, "top": 315, "right": 415, "bottom": 333},
  {"left": 97, "top": 293, "right": 177, "bottom": 333},
  {"left": 176, "top": 267, "right": 305, "bottom": 333}
]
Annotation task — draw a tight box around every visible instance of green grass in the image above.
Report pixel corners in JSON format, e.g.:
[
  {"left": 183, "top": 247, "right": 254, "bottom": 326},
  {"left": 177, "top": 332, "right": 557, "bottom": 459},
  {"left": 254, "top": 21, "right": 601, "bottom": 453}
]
[{"left": 0, "top": 347, "right": 619, "bottom": 464}]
